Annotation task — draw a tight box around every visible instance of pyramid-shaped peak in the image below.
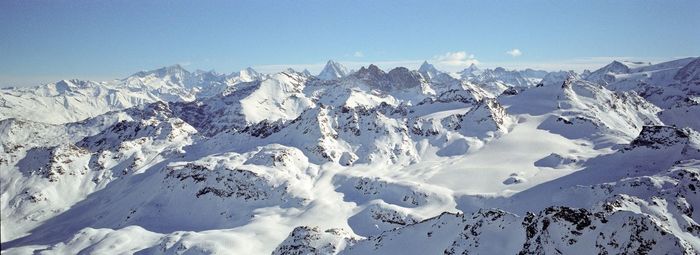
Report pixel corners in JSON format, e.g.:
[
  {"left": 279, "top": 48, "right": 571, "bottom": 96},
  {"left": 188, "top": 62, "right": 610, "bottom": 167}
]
[
  {"left": 458, "top": 63, "right": 481, "bottom": 78},
  {"left": 419, "top": 61, "right": 438, "bottom": 72},
  {"left": 463, "top": 63, "right": 479, "bottom": 72},
  {"left": 318, "top": 60, "right": 349, "bottom": 80},
  {"left": 602, "top": 60, "right": 631, "bottom": 73},
  {"left": 418, "top": 60, "right": 444, "bottom": 80},
  {"left": 301, "top": 69, "right": 312, "bottom": 77},
  {"left": 584, "top": 60, "right": 632, "bottom": 85}
]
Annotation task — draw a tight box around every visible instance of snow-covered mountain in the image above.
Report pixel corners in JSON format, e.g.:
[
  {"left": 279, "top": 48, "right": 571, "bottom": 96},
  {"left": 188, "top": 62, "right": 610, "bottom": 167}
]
[
  {"left": 453, "top": 65, "right": 550, "bottom": 97},
  {"left": 583, "top": 57, "right": 700, "bottom": 131},
  {"left": 2, "top": 57, "right": 700, "bottom": 254},
  {"left": 318, "top": 60, "right": 349, "bottom": 80},
  {"left": 0, "top": 65, "right": 266, "bottom": 124}
]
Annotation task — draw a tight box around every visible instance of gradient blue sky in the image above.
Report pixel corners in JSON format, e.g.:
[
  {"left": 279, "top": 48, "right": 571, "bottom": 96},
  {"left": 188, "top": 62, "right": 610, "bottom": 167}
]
[{"left": 1, "top": 0, "right": 699, "bottom": 87}]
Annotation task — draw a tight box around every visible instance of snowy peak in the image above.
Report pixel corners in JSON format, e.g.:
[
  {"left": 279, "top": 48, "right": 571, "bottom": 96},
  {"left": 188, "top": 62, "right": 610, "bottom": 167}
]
[
  {"left": 472, "top": 67, "right": 534, "bottom": 87},
  {"left": 301, "top": 69, "right": 312, "bottom": 77},
  {"left": 273, "top": 226, "right": 355, "bottom": 255},
  {"left": 607, "top": 60, "right": 632, "bottom": 72},
  {"left": 418, "top": 61, "right": 441, "bottom": 80},
  {"left": 418, "top": 61, "right": 436, "bottom": 72},
  {"left": 44, "top": 79, "right": 97, "bottom": 95},
  {"left": 235, "top": 67, "right": 262, "bottom": 82},
  {"left": 126, "top": 64, "right": 202, "bottom": 90},
  {"left": 318, "top": 60, "right": 349, "bottom": 80},
  {"left": 585, "top": 60, "right": 632, "bottom": 85},
  {"left": 134, "top": 64, "right": 191, "bottom": 81},
  {"left": 460, "top": 63, "right": 480, "bottom": 75}
]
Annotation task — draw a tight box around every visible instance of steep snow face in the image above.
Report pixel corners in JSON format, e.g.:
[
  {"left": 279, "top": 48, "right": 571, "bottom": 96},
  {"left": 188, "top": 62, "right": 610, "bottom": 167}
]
[
  {"left": 2, "top": 59, "right": 700, "bottom": 254},
  {"left": 318, "top": 60, "right": 349, "bottom": 80}
]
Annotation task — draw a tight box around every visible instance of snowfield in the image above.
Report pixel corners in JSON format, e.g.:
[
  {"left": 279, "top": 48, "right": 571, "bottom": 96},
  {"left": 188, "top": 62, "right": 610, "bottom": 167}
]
[{"left": 1, "top": 58, "right": 699, "bottom": 254}]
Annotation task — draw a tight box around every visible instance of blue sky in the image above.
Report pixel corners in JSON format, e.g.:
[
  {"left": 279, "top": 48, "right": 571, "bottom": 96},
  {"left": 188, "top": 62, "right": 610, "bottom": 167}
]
[{"left": 1, "top": 0, "right": 699, "bottom": 87}]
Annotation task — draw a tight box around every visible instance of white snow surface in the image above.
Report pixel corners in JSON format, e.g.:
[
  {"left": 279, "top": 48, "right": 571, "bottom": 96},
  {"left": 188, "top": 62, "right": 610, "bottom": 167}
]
[{"left": 2, "top": 58, "right": 700, "bottom": 254}]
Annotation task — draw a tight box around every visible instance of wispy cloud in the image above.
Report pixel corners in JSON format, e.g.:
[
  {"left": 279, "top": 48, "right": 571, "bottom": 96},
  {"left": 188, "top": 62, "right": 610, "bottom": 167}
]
[
  {"left": 432, "top": 51, "right": 479, "bottom": 68},
  {"left": 353, "top": 51, "right": 365, "bottom": 57},
  {"left": 506, "top": 49, "right": 522, "bottom": 57}
]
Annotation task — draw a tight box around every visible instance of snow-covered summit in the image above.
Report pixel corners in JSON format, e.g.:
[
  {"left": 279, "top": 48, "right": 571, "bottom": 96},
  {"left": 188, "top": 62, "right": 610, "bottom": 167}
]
[
  {"left": 318, "top": 60, "right": 349, "bottom": 80},
  {"left": 585, "top": 60, "right": 632, "bottom": 85},
  {"left": 458, "top": 63, "right": 480, "bottom": 79},
  {"left": 418, "top": 61, "right": 441, "bottom": 80},
  {"left": 231, "top": 67, "right": 263, "bottom": 82}
]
